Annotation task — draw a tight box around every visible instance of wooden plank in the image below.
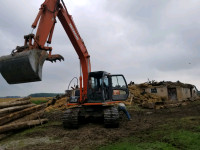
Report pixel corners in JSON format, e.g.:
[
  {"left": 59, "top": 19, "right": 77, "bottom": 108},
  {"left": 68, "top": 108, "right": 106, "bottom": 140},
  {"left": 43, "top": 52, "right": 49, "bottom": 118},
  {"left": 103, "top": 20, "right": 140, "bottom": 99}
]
[
  {"left": 15, "top": 96, "right": 31, "bottom": 102},
  {"left": 12, "top": 109, "right": 45, "bottom": 123},
  {"left": 0, "top": 119, "right": 48, "bottom": 134},
  {"left": 0, "top": 100, "right": 31, "bottom": 109},
  {"left": 0, "top": 104, "right": 35, "bottom": 115},
  {"left": 0, "top": 104, "right": 46, "bottom": 126}
]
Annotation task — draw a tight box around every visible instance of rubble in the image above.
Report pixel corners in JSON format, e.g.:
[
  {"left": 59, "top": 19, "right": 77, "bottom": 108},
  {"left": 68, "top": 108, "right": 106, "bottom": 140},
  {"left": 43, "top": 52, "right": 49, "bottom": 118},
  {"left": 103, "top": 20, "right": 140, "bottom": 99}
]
[
  {"left": 127, "top": 81, "right": 199, "bottom": 109},
  {"left": 45, "top": 94, "right": 68, "bottom": 112},
  {"left": 44, "top": 80, "right": 200, "bottom": 111},
  {"left": 127, "top": 84, "right": 164, "bottom": 108}
]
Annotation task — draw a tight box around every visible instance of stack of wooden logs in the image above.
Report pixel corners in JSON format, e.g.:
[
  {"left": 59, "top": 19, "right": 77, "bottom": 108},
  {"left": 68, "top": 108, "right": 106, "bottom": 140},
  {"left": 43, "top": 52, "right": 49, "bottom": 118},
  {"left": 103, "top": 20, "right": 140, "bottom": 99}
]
[{"left": 0, "top": 97, "right": 48, "bottom": 138}]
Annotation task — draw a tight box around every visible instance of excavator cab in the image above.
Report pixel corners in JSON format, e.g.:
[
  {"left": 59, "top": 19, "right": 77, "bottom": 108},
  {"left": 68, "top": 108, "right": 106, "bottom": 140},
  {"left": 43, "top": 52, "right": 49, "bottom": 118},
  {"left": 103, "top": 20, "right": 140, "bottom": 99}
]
[
  {"left": 64, "top": 71, "right": 129, "bottom": 128},
  {"left": 87, "top": 71, "right": 129, "bottom": 103}
]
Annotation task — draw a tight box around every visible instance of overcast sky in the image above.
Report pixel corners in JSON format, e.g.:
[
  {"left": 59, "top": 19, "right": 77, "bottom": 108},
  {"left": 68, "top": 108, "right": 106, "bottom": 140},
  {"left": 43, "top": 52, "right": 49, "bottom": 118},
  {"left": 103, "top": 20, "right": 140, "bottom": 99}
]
[{"left": 0, "top": 0, "right": 200, "bottom": 97}]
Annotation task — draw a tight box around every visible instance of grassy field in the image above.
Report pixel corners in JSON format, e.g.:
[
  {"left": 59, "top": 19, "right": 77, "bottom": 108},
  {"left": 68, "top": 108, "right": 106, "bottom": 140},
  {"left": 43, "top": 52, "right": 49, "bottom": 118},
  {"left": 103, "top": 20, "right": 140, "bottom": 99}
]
[
  {"left": 29, "top": 97, "right": 49, "bottom": 104},
  {"left": 0, "top": 97, "right": 50, "bottom": 104},
  {"left": 0, "top": 98, "right": 17, "bottom": 103},
  {"left": 99, "top": 116, "right": 200, "bottom": 150}
]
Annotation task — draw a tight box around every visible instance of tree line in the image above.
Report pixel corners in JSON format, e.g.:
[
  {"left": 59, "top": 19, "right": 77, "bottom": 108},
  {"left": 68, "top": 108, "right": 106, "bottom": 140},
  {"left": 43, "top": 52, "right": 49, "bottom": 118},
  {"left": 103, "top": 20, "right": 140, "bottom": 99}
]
[{"left": 28, "top": 93, "right": 63, "bottom": 97}]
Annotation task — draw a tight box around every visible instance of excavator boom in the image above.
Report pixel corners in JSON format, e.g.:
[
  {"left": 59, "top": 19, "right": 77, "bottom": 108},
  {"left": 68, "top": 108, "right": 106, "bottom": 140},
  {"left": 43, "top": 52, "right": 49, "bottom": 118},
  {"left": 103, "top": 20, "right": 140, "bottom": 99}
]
[{"left": 0, "top": 0, "right": 90, "bottom": 102}]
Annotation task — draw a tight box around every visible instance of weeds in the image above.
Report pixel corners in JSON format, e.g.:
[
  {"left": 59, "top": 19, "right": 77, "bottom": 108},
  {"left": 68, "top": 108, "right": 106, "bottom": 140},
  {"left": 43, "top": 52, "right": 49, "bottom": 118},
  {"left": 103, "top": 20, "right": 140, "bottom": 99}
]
[{"left": 99, "top": 116, "right": 200, "bottom": 150}]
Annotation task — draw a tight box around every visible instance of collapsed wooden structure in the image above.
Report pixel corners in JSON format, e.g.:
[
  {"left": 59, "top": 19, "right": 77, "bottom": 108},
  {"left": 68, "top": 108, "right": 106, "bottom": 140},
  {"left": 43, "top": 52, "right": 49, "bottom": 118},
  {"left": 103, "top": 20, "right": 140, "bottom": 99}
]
[{"left": 128, "top": 81, "right": 199, "bottom": 109}]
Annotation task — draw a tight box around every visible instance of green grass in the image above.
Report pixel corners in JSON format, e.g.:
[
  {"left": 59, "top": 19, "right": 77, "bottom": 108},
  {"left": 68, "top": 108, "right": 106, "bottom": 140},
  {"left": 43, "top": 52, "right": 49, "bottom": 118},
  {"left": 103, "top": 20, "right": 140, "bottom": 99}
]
[
  {"left": 0, "top": 97, "right": 49, "bottom": 104},
  {"left": 196, "top": 126, "right": 200, "bottom": 132},
  {"left": 163, "top": 130, "right": 200, "bottom": 150},
  {"left": 17, "top": 121, "right": 61, "bottom": 136},
  {"left": 99, "top": 116, "right": 200, "bottom": 150},
  {"left": 100, "top": 130, "right": 200, "bottom": 150},
  {"left": 100, "top": 141, "right": 176, "bottom": 150},
  {"left": 30, "top": 97, "right": 49, "bottom": 104},
  {"left": 19, "top": 125, "right": 48, "bottom": 136},
  {"left": 31, "top": 100, "right": 48, "bottom": 104}
]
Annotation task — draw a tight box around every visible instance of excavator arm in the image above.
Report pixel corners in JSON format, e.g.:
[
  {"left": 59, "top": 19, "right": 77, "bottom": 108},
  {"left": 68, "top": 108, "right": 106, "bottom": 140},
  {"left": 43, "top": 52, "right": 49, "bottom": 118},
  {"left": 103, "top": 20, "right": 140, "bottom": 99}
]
[
  {"left": 0, "top": 0, "right": 91, "bottom": 103},
  {"left": 32, "top": 0, "right": 91, "bottom": 102},
  {"left": 57, "top": 2, "right": 91, "bottom": 102}
]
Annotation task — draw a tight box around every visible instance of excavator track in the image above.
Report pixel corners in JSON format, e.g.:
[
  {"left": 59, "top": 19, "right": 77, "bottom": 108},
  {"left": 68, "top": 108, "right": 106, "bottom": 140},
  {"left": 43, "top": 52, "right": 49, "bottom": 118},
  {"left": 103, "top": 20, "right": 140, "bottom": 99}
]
[
  {"left": 104, "top": 106, "right": 119, "bottom": 128},
  {"left": 62, "top": 107, "right": 80, "bottom": 129}
]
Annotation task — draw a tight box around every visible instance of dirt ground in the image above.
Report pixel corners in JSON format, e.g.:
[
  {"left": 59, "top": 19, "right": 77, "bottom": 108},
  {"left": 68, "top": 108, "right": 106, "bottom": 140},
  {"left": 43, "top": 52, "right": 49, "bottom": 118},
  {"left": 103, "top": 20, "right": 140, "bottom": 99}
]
[{"left": 0, "top": 101, "right": 200, "bottom": 150}]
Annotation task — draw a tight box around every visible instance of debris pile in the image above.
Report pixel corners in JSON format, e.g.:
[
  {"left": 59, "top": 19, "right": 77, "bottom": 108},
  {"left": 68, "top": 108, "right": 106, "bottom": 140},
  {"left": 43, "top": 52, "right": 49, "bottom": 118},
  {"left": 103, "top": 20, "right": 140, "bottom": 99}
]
[
  {"left": 0, "top": 97, "right": 48, "bottom": 138},
  {"left": 44, "top": 80, "right": 200, "bottom": 111},
  {"left": 127, "top": 81, "right": 199, "bottom": 109},
  {"left": 127, "top": 84, "right": 164, "bottom": 109},
  {"left": 45, "top": 94, "right": 68, "bottom": 112}
]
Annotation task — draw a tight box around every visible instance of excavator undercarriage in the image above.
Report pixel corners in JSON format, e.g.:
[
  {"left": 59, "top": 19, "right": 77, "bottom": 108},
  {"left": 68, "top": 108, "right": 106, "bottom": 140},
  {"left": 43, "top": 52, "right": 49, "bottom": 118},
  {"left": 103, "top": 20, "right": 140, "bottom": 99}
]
[{"left": 62, "top": 105, "right": 120, "bottom": 128}]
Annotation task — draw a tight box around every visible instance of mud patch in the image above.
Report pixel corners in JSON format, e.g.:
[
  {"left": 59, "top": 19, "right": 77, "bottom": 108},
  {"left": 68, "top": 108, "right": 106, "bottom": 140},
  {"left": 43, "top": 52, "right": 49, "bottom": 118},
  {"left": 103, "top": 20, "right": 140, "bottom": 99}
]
[
  {"left": 0, "top": 101, "right": 200, "bottom": 150},
  {"left": 0, "top": 137, "right": 60, "bottom": 150}
]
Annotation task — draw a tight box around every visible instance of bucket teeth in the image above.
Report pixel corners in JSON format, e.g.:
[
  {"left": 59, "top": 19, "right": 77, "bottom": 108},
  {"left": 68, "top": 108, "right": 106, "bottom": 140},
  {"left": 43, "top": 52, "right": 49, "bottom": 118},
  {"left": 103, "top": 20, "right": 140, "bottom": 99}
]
[{"left": 46, "top": 54, "right": 64, "bottom": 63}]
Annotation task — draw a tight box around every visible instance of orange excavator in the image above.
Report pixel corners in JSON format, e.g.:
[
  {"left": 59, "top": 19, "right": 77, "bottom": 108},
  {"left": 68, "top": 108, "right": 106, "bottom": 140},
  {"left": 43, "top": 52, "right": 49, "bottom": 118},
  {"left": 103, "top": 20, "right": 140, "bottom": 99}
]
[{"left": 0, "top": 0, "right": 129, "bottom": 128}]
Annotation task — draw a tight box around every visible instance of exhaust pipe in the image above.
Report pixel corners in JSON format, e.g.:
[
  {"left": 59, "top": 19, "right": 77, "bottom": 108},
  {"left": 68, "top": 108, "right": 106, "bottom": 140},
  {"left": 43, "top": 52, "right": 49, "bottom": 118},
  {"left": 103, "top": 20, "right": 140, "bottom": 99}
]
[{"left": 0, "top": 49, "right": 48, "bottom": 84}]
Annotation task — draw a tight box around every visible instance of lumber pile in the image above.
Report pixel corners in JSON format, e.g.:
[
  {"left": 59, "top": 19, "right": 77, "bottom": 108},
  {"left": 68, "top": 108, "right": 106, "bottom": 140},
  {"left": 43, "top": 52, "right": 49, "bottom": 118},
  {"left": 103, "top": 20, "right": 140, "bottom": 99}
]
[{"left": 0, "top": 97, "right": 48, "bottom": 136}]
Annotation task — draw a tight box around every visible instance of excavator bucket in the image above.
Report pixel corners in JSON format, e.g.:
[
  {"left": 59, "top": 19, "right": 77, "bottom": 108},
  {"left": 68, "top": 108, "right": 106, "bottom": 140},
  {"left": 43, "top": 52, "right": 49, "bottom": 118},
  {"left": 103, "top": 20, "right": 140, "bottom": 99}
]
[{"left": 0, "top": 49, "right": 48, "bottom": 84}]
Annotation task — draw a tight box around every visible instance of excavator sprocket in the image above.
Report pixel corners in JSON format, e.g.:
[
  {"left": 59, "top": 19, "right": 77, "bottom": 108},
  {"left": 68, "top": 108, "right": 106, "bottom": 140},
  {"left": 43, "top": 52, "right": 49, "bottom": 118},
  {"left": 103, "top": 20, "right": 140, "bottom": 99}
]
[{"left": 104, "top": 106, "right": 119, "bottom": 128}]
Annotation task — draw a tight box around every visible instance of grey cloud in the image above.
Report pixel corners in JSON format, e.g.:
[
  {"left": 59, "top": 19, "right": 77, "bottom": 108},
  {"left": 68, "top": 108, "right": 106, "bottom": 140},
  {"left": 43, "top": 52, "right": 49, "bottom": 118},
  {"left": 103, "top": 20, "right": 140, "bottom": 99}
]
[{"left": 1, "top": 0, "right": 200, "bottom": 96}]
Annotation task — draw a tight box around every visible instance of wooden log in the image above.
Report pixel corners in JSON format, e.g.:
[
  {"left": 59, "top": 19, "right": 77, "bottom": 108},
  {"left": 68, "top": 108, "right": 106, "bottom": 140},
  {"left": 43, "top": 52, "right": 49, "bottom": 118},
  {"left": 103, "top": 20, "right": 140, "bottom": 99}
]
[
  {"left": 15, "top": 96, "right": 31, "bottom": 102},
  {"left": 0, "top": 119, "right": 48, "bottom": 134},
  {"left": 12, "top": 109, "right": 45, "bottom": 123},
  {"left": 0, "top": 104, "right": 35, "bottom": 116},
  {"left": 0, "top": 100, "right": 31, "bottom": 109},
  {"left": 0, "top": 104, "right": 46, "bottom": 126}
]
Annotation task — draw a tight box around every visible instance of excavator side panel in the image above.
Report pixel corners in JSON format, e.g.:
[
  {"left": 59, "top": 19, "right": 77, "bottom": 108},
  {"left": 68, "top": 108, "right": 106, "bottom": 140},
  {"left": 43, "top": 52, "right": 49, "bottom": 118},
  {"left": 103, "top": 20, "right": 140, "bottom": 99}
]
[{"left": 0, "top": 50, "right": 48, "bottom": 84}]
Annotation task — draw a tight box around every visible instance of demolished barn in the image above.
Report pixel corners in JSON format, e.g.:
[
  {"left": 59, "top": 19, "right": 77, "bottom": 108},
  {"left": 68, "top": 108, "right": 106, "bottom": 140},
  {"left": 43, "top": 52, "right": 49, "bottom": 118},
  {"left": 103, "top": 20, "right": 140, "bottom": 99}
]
[
  {"left": 139, "top": 81, "right": 198, "bottom": 101},
  {"left": 128, "top": 81, "right": 199, "bottom": 109}
]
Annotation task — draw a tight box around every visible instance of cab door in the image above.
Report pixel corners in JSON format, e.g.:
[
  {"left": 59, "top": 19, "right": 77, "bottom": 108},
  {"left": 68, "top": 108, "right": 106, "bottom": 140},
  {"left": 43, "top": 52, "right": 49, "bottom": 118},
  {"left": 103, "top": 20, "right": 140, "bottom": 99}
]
[{"left": 110, "top": 75, "right": 129, "bottom": 101}]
